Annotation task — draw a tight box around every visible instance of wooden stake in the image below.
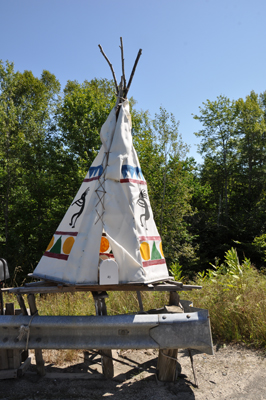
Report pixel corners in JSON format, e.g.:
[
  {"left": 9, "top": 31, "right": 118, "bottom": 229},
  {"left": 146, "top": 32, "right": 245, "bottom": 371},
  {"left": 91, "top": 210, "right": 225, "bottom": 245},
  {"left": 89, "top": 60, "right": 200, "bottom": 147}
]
[{"left": 27, "top": 294, "right": 46, "bottom": 376}]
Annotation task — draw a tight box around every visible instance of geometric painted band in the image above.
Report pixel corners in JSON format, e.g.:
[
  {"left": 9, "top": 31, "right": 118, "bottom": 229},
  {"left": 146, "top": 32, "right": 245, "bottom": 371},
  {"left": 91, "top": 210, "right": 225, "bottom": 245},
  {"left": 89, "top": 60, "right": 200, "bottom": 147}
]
[{"left": 44, "top": 252, "right": 69, "bottom": 261}]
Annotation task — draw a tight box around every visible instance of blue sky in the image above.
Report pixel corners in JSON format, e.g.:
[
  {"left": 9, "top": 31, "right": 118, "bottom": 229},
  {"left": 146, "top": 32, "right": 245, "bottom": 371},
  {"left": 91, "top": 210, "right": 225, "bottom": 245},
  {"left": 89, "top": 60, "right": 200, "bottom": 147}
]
[{"left": 1, "top": 0, "right": 266, "bottom": 162}]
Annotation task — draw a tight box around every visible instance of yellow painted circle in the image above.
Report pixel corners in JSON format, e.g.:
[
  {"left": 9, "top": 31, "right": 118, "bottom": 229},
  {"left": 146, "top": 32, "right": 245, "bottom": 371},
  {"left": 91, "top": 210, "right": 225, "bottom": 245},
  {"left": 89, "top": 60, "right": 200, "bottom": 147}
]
[
  {"left": 140, "top": 242, "right": 150, "bottom": 261},
  {"left": 100, "top": 237, "right": 110, "bottom": 253},
  {"left": 46, "top": 236, "right": 55, "bottom": 251},
  {"left": 159, "top": 242, "right": 164, "bottom": 258},
  {"left": 62, "top": 237, "right": 75, "bottom": 255}
]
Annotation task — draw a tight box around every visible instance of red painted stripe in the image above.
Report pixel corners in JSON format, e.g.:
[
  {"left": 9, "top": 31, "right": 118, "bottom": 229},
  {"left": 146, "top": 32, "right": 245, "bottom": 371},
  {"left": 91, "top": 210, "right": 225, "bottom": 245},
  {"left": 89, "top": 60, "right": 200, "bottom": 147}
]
[
  {"left": 120, "top": 178, "right": 147, "bottom": 185},
  {"left": 84, "top": 176, "right": 100, "bottom": 182},
  {"left": 44, "top": 252, "right": 69, "bottom": 261},
  {"left": 99, "top": 253, "right": 115, "bottom": 258},
  {"left": 139, "top": 236, "right": 161, "bottom": 241},
  {"left": 55, "top": 231, "right": 78, "bottom": 236},
  {"left": 143, "top": 259, "right": 166, "bottom": 267}
]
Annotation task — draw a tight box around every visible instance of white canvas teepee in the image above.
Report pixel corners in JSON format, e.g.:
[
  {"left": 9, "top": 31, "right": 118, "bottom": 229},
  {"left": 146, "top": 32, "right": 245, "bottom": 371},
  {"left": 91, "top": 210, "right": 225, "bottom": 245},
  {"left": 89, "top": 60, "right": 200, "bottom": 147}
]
[
  {"left": 32, "top": 41, "right": 170, "bottom": 285},
  {"left": 32, "top": 100, "right": 169, "bottom": 285}
]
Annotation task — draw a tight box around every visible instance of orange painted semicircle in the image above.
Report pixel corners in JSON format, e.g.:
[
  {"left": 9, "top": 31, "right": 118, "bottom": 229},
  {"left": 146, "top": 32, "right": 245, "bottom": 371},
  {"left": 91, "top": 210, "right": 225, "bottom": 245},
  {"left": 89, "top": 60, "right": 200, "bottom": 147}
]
[
  {"left": 100, "top": 237, "right": 110, "bottom": 253},
  {"left": 46, "top": 236, "right": 55, "bottom": 251},
  {"left": 62, "top": 237, "right": 75, "bottom": 255},
  {"left": 140, "top": 242, "right": 150, "bottom": 261},
  {"left": 159, "top": 242, "right": 164, "bottom": 258}
]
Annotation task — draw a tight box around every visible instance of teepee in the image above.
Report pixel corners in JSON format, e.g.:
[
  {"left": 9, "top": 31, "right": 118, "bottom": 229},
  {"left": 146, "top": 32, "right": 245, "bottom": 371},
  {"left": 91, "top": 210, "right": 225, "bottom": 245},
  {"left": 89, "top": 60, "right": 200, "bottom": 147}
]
[{"left": 32, "top": 40, "right": 170, "bottom": 285}]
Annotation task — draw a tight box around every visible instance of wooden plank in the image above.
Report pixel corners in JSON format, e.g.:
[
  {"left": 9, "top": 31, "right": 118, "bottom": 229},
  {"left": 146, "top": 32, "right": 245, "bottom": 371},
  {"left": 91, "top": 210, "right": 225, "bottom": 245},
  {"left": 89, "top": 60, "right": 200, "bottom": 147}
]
[
  {"left": 11, "top": 350, "right": 21, "bottom": 370},
  {"left": 0, "top": 369, "right": 17, "bottom": 380},
  {"left": 0, "top": 350, "right": 9, "bottom": 370},
  {"left": 24, "top": 280, "right": 54, "bottom": 287},
  {"left": 6, "top": 283, "right": 202, "bottom": 295},
  {"left": 27, "top": 294, "right": 46, "bottom": 377}
]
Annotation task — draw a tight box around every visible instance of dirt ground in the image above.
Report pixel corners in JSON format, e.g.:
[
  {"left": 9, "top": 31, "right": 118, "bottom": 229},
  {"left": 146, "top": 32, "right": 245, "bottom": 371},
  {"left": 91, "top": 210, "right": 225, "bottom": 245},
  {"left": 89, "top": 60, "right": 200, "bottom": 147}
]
[{"left": 1, "top": 343, "right": 266, "bottom": 400}]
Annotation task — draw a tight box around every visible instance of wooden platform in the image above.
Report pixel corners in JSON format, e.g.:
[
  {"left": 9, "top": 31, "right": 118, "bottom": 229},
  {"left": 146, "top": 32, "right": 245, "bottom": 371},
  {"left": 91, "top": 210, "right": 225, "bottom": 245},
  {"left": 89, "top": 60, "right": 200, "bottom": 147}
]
[{"left": 4, "top": 280, "right": 201, "bottom": 295}]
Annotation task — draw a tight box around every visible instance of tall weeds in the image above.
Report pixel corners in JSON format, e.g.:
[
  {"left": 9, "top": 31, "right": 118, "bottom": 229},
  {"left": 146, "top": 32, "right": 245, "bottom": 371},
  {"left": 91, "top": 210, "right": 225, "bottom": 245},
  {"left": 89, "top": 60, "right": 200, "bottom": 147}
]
[{"left": 185, "top": 248, "right": 266, "bottom": 348}]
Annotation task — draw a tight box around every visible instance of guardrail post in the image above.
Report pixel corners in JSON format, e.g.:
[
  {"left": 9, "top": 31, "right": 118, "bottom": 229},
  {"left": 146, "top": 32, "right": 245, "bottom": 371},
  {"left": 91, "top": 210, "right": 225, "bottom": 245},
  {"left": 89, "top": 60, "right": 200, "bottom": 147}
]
[
  {"left": 157, "top": 291, "right": 181, "bottom": 381},
  {"left": 27, "top": 294, "right": 46, "bottom": 376},
  {"left": 92, "top": 291, "right": 114, "bottom": 378}
]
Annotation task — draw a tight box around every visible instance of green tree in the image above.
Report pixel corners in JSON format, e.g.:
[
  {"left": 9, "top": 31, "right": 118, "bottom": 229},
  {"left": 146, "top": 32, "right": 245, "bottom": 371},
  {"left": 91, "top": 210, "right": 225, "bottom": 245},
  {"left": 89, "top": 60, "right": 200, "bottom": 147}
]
[
  {"left": 193, "top": 96, "right": 238, "bottom": 228},
  {"left": 134, "top": 108, "right": 197, "bottom": 271},
  {"left": 57, "top": 78, "right": 117, "bottom": 173},
  {"left": 234, "top": 91, "right": 266, "bottom": 209},
  {"left": 0, "top": 61, "right": 71, "bottom": 279}
]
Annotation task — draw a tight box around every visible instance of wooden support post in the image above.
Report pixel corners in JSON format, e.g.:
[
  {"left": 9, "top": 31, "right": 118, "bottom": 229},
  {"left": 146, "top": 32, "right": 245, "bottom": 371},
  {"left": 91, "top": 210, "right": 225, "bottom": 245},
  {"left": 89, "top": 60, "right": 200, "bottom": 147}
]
[
  {"left": 27, "top": 294, "right": 46, "bottom": 376},
  {"left": 0, "top": 288, "right": 8, "bottom": 370},
  {"left": 16, "top": 294, "right": 29, "bottom": 362},
  {"left": 0, "top": 284, "right": 3, "bottom": 316},
  {"left": 92, "top": 292, "right": 114, "bottom": 379},
  {"left": 0, "top": 348, "right": 9, "bottom": 370},
  {"left": 157, "top": 291, "right": 181, "bottom": 382},
  {"left": 5, "top": 303, "right": 21, "bottom": 370},
  {"left": 17, "top": 294, "right": 28, "bottom": 316},
  {"left": 136, "top": 291, "right": 144, "bottom": 312}
]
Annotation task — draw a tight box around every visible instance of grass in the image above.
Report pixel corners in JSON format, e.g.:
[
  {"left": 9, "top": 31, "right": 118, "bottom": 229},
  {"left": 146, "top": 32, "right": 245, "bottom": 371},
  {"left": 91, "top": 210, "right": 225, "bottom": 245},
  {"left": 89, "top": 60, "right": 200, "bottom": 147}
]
[
  {"left": 2, "top": 290, "right": 169, "bottom": 316},
  {"left": 2, "top": 248, "right": 266, "bottom": 350},
  {"left": 183, "top": 248, "right": 266, "bottom": 349}
]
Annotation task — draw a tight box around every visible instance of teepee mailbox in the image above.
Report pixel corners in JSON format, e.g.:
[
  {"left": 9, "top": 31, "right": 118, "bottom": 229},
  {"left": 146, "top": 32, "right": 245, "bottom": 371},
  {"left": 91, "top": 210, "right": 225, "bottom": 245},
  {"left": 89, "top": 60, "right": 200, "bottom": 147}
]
[
  {"left": 32, "top": 96, "right": 169, "bottom": 285},
  {"left": 1, "top": 39, "right": 213, "bottom": 383}
]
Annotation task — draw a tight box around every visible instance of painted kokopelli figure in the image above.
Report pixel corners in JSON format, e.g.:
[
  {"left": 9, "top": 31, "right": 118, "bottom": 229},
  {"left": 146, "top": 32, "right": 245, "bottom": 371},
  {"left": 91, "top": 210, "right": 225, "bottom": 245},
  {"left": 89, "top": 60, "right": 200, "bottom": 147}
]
[
  {"left": 69, "top": 187, "right": 90, "bottom": 228},
  {"left": 137, "top": 189, "right": 150, "bottom": 230}
]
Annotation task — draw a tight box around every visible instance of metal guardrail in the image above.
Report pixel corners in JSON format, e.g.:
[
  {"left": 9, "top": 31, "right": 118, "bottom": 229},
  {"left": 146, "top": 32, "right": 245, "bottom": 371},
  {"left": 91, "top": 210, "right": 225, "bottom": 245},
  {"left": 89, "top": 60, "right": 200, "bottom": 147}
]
[{"left": 0, "top": 308, "right": 213, "bottom": 355}]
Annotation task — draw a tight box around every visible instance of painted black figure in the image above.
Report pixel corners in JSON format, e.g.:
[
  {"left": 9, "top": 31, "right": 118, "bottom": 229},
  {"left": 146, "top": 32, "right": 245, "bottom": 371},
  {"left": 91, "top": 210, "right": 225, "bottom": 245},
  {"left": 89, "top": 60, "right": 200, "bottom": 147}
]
[
  {"left": 69, "top": 187, "right": 90, "bottom": 228},
  {"left": 137, "top": 189, "right": 150, "bottom": 229}
]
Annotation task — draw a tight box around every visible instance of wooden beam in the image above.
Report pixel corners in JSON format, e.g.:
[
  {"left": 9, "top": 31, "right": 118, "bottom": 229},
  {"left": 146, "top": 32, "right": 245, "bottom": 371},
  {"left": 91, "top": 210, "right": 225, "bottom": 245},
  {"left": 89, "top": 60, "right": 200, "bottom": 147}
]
[
  {"left": 6, "top": 283, "right": 201, "bottom": 295},
  {"left": 0, "top": 369, "right": 17, "bottom": 380}
]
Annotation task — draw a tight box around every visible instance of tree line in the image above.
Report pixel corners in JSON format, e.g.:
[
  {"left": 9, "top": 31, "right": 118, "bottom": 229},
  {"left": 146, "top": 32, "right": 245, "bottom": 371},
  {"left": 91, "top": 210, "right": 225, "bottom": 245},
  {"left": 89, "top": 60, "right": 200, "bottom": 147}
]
[{"left": 1, "top": 60, "right": 266, "bottom": 283}]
